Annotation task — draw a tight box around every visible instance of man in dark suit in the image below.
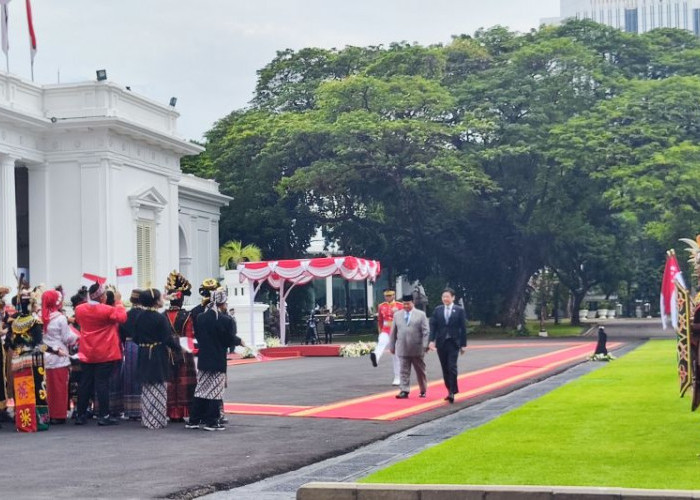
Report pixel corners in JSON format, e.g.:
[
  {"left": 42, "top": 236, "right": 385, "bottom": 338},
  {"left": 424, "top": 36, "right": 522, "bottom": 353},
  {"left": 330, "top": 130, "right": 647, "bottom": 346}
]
[{"left": 429, "top": 287, "right": 467, "bottom": 403}]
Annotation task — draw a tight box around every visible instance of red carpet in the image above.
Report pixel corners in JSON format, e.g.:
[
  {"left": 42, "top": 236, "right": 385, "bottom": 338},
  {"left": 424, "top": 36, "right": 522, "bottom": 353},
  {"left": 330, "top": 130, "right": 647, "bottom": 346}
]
[
  {"left": 223, "top": 341, "right": 620, "bottom": 421},
  {"left": 260, "top": 344, "right": 341, "bottom": 357},
  {"left": 222, "top": 402, "right": 312, "bottom": 416}
]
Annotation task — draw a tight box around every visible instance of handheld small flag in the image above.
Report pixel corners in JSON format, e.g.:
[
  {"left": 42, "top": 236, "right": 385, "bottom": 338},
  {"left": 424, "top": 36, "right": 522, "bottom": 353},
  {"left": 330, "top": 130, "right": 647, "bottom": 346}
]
[{"left": 81, "top": 272, "right": 107, "bottom": 288}]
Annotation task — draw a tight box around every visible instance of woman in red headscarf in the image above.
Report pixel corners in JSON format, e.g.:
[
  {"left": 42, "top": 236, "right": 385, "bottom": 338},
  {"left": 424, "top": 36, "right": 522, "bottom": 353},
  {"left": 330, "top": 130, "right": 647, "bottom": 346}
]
[{"left": 42, "top": 289, "right": 78, "bottom": 423}]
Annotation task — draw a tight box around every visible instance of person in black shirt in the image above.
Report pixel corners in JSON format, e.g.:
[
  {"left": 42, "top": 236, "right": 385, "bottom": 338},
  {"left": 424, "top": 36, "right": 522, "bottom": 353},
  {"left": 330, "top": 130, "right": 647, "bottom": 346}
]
[
  {"left": 188, "top": 288, "right": 243, "bottom": 431},
  {"left": 132, "top": 288, "right": 180, "bottom": 429},
  {"left": 119, "top": 289, "right": 143, "bottom": 420}
]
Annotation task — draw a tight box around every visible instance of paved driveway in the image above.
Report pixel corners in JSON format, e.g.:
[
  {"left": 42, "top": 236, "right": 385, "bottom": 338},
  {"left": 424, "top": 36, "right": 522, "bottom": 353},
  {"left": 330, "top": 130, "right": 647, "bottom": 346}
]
[{"left": 0, "top": 321, "right": 660, "bottom": 499}]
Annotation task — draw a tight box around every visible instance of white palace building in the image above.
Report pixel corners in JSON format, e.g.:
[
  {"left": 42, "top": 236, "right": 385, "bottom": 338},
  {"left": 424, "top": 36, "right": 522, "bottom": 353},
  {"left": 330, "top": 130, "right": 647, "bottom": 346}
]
[{"left": 0, "top": 72, "right": 230, "bottom": 300}]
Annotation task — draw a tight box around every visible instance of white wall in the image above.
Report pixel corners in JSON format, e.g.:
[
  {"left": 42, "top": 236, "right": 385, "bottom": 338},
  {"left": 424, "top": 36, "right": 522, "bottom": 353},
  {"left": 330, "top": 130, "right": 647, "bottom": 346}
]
[{"left": 0, "top": 72, "right": 230, "bottom": 301}]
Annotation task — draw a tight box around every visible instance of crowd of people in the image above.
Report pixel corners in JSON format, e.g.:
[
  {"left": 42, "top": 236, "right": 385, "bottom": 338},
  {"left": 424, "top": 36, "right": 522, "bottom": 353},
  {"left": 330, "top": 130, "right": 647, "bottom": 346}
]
[{"left": 0, "top": 271, "right": 245, "bottom": 433}]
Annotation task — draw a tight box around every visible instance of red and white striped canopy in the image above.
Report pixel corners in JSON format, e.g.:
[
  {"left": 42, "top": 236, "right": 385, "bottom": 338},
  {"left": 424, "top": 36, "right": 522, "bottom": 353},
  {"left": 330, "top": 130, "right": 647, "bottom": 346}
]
[{"left": 237, "top": 256, "right": 381, "bottom": 289}]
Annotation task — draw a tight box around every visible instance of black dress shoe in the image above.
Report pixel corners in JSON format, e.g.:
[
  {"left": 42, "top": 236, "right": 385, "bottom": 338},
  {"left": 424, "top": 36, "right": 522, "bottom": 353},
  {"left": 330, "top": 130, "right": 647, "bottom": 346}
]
[
  {"left": 419, "top": 392, "right": 426, "bottom": 398},
  {"left": 97, "top": 416, "right": 118, "bottom": 426},
  {"left": 395, "top": 391, "right": 409, "bottom": 399},
  {"left": 444, "top": 393, "right": 454, "bottom": 403},
  {"left": 74, "top": 415, "right": 87, "bottom": 426},
  {"left": 370, "top": 352, "right": 378, "bottom": 367}
]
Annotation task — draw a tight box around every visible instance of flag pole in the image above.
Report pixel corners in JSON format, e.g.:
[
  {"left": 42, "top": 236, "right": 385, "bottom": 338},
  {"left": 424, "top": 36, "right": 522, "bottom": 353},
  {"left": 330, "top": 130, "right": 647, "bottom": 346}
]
[{"left": 0, "top": 0, "right": 9, "bottom": 75}]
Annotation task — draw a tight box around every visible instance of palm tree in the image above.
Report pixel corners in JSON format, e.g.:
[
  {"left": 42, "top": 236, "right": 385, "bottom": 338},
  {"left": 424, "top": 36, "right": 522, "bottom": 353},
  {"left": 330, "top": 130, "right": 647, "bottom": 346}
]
[{"left": 219, "top": 240, "right": 262, "bottom": 270}]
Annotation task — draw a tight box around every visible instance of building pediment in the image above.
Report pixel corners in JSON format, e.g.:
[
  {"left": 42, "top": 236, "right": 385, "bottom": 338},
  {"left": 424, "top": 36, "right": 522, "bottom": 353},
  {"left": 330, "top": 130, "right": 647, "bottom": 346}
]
[{"left": 129, "top": 186, "right": 167, "bottom": 222}]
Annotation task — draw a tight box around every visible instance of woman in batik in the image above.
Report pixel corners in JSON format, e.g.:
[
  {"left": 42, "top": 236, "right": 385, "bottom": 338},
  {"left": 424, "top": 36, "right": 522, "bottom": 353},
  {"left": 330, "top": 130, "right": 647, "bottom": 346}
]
[
  {"left": 132, "top": 288, "right": 180, "bottom": 429},
  {"left": 119, "top": 289, "right": 143, "bottom": 419},
  {"left": 163, "top": 271, "right": 196, "bottom": 422},
  {"left": 8, "top": 288, "right": 52, "bottom": 432},
  {"left": 42, "top": 289, "right": 78, "bottom": 424}
]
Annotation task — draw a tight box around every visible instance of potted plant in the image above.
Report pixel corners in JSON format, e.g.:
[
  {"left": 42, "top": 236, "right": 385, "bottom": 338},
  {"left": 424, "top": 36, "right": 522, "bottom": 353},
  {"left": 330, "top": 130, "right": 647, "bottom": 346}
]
[
  {"left": 597, "top": 301, "right": 609, "bottom": 319},
  {"left": 579, "top": 305, "right": 589, "bottom": 320}
]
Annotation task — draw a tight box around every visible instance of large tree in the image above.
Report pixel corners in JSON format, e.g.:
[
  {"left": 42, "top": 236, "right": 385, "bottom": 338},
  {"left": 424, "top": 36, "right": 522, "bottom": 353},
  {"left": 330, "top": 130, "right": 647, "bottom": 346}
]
[{"left": 183, "top": 19, "right": 700, "bottom": 326}]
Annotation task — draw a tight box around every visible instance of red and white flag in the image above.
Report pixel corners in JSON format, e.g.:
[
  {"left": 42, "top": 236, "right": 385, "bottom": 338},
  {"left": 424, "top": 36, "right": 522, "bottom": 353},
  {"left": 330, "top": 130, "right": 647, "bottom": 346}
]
[
  {"left": 81, "top": 272, "right": 107, "bottom": 288},
  {"left": 24, "top": 0, "right": 34, "bottom": 63},
  {"left": 116, "top": 267, "right": 134, "bottom": 287},
  {"left": 660, "top": 252, "right": 685, "bottom": 330},
  {"left": 0, "top": 0, "right": 11, "bottom": 57}
]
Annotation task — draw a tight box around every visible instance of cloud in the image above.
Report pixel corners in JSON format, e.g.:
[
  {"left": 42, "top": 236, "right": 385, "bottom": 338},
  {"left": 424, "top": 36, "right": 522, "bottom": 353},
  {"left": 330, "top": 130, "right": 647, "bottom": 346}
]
[{"left": 7, "top": 0, "right": 558, "bottom": 141}]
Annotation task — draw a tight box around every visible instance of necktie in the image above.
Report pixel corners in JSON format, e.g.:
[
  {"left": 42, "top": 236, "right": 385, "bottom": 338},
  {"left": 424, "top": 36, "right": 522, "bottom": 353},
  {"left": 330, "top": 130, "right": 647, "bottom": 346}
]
[
  {"left": 444, "top": 307, "right": 450, "bottom": 322},
  {"left": 405, "top": 312, "right": 410, "bottom": 324}
]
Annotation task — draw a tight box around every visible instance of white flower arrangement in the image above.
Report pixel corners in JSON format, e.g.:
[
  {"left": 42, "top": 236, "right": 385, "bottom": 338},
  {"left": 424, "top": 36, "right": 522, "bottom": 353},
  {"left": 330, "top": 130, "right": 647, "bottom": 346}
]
[
  {"left": 264, "top": 336, "right": 282, "bottom": 348},
  {"left": 233, "top": 345, "right": 256, "bottom": 359},
  {"left": 340, "top": 341, "right": 377, "bottom": 358}
]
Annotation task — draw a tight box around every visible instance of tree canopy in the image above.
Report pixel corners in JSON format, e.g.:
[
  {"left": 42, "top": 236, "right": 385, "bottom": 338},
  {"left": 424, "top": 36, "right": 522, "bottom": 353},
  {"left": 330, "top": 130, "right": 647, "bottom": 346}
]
[{"left": 184, "top": 20, "right": 700, "bottom": 326}]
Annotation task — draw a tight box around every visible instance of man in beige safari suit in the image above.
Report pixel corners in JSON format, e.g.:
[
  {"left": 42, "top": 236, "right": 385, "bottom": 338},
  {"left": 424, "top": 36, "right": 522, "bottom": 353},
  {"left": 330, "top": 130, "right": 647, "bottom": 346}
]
[{"left": 389, "top": 294, "right": 430, "bottom": 399}]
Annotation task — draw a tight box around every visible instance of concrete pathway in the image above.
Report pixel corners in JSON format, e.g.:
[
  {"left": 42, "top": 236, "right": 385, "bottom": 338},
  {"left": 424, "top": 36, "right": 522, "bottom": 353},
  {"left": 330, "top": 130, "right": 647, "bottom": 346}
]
[{"left": 0, "top": 319, "right": 664, "bottom": 499}]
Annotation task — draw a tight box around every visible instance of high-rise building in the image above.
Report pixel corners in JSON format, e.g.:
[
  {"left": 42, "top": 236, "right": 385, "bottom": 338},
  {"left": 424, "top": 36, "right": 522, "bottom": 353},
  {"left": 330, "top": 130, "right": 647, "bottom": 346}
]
[{"left": 547, "top": 0, "right": 700, "bottom": 35}]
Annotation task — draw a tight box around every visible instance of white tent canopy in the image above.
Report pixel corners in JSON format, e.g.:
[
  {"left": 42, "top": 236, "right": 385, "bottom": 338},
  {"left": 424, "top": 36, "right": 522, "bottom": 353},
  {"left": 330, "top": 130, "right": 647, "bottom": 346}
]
[{"left": 237, "top": 256, "right": 381, "bottom": 345}]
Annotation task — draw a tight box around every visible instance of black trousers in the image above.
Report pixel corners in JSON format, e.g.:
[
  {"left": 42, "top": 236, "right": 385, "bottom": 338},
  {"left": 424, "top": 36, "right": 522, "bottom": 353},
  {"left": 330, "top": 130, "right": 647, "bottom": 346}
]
[
  {"left": 437, "top": 339, "right": 460, "bottom": 395},
  {"left": 189, "top": 397, "right": 221, "bottom": 426},
  {"left": 77, "top": 361, "right": 117, "bottom": 418}
]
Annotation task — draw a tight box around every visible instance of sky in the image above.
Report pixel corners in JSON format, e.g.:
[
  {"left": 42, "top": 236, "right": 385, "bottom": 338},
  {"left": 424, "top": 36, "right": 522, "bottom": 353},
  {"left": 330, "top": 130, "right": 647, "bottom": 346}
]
[{"left": 4, "top": 0, "right": 560, "bottom": 141}]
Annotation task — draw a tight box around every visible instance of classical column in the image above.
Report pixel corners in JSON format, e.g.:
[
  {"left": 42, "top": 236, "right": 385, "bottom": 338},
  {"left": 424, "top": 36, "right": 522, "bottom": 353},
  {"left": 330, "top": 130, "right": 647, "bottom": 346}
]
[
  {"left": 0, "top": 155, "right": 17, "bottom": 294},
  {"left": 27, "top": 164, "right": 50, "bottom": 286},
  {"left": 325, "top": 276, "right": 334, "bottom": 312}
]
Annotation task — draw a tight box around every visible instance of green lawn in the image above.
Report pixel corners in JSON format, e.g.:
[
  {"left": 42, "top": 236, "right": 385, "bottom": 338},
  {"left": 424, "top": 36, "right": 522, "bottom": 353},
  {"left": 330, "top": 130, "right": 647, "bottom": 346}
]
[
  {"left": 471, "top": 320, "right": 585, "bottom": 338},
  {"left": 362, "top": 340, "right": 700, "bottom": 490}
]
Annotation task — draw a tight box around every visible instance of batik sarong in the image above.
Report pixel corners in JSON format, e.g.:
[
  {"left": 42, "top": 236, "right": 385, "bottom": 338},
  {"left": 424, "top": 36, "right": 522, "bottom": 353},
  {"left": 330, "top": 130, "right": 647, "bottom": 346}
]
[
  {"left": 12, "top": 352, "right": 49, "bottom": 432},
  {"left": 141, "top": 382, "right": 167, "bottom": 429},
  {"left": 167, "top": 352, "right": 196, "bottom": 419},
  {"left": 121, "top": 340, "right": 141, "bottom": 419},
  {"left": 194, "top": 370, "right": 226, "bottom": 400}
]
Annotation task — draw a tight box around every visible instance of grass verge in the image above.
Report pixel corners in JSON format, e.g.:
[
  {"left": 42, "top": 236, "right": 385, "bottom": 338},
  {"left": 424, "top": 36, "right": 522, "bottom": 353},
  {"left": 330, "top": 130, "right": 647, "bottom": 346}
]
[{"left": 362, "top": 340, "right": 700, "bottom": 490}]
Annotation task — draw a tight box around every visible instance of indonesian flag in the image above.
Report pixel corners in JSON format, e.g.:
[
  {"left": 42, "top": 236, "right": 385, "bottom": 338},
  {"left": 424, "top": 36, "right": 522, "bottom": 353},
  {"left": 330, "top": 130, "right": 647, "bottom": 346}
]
[
  {"left": 81, "top": 272, "right": 107, "bottom": 288},
  {"left": 0, "top": 0, "right": 11, "bottom": 57},
  {"left": 24, "top": 0, "right": 34, "bottom": 63},
  {"left": 660, "top": 252, "right": 685, "bottom": 330},
  {"left": 116, "top": 267, "right": 134, "bottom": 286}
]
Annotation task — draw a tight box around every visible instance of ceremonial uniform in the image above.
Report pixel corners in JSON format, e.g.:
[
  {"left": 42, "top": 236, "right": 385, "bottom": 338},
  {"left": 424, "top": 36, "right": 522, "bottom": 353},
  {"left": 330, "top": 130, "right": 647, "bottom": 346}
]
[
  {"left": 164, "top": 307, "right": 197, "bottom": 420},
  {"left": 371, "top": 296, "right": 404, "bottom": 384},
  {"left": 8, "top": 311, "right": 49, "bottom": 432}
]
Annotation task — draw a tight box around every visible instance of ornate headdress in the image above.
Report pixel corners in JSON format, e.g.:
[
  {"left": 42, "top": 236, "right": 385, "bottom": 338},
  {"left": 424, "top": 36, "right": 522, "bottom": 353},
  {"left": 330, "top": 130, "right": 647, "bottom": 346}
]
[
  {"left": 197, "top": 278, "right": 220, "bottom": 307},
  {"left": 206, "top": 287, "right": 228, "bottom": 316},
  {"left": 165, "top": 270, "right": 192, "bottom": 301},
  {"left": 680, "top": 235, "right": 700, "bottom": 285}
]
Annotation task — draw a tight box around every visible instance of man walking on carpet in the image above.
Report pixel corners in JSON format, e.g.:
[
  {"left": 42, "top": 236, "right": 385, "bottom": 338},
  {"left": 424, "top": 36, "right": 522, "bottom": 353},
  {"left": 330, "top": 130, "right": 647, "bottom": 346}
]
[
  {"left": 389, "top": 294, "right": 430, "bottom": 399},
  {"left": 370, "top": 289, "right": 403, "bottom": 385},
  {"left": 429, "top": 288, "right": 467, "bottom": 404}
]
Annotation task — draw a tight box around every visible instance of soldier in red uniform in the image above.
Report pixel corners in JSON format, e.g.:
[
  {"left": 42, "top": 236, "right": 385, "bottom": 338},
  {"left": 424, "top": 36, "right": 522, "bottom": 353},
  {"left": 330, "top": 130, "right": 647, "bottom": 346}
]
[{"left": 370, "top": 289, "right": 404, "bottom": 385}]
